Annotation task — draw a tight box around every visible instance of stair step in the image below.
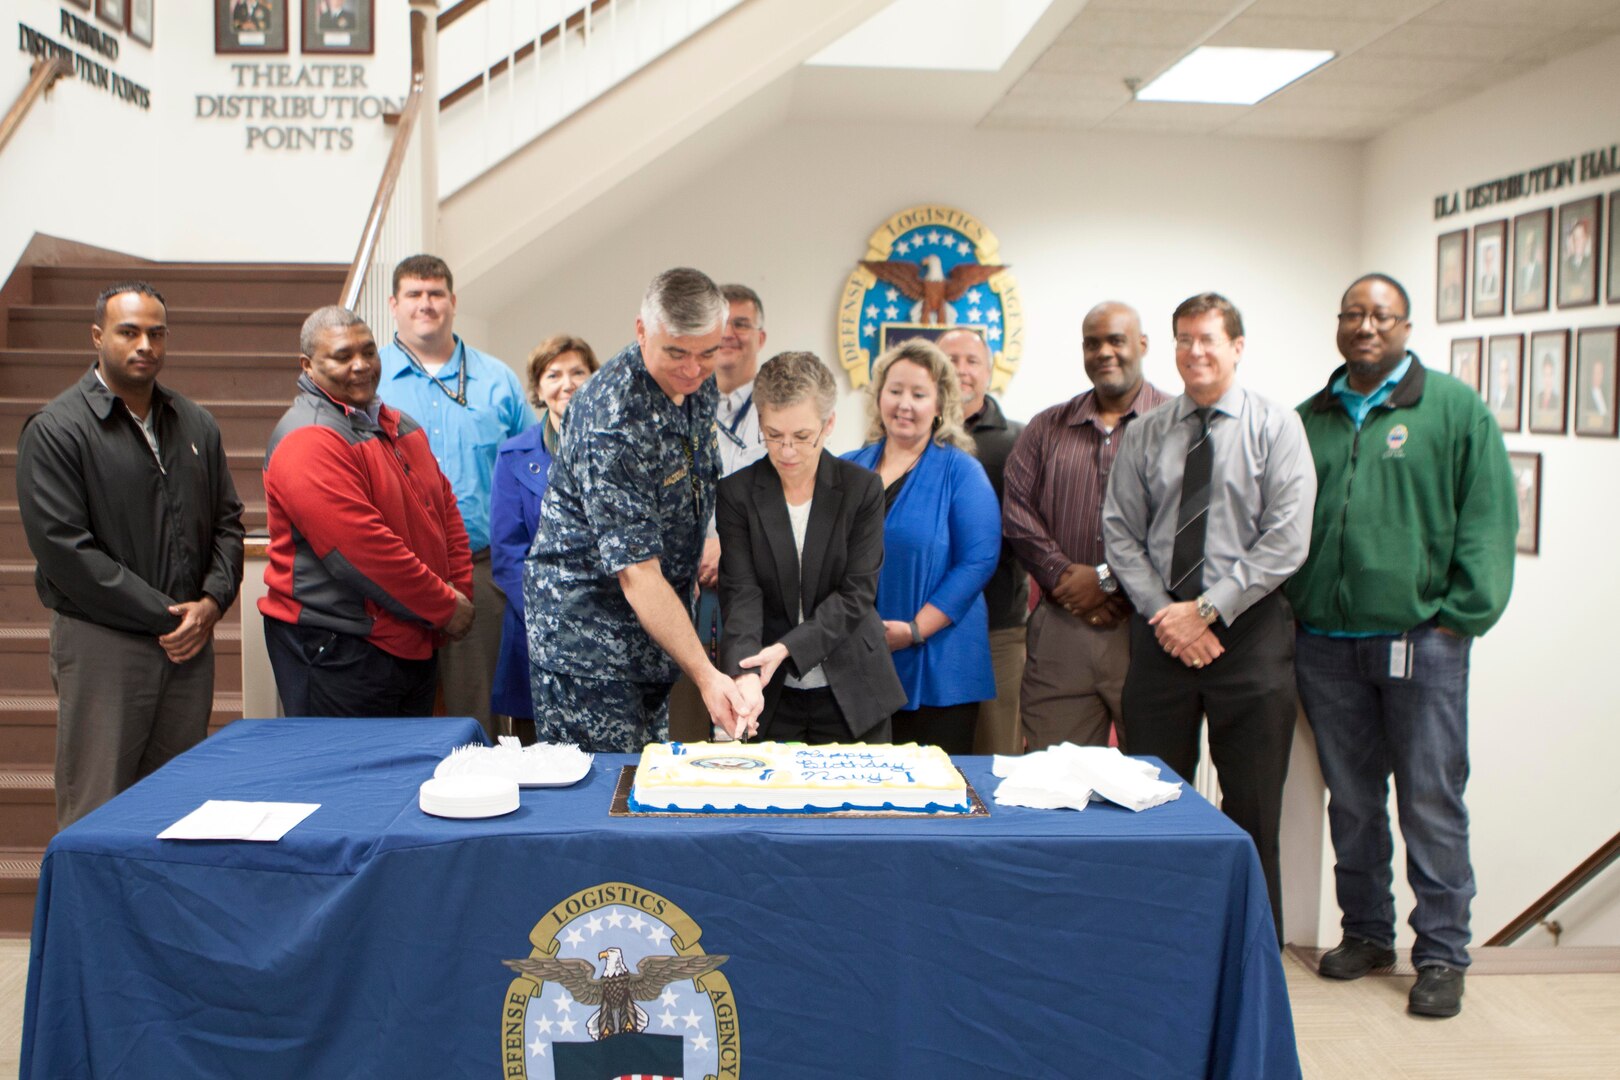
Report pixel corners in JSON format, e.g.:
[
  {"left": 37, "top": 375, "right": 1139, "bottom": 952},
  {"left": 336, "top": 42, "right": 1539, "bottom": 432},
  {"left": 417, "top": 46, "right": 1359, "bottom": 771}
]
[
  {"left": 0, "top": 847, "right": 45, "bottom": 938},
  {"left": 0, "top": 692, "right": 245, "bottom": 768},
  {"left": 8, "top": 306, "right": 310, "bottom": 352},
  {"left": 29, "top": 264, "right": 346, "bottom": 310},
  {"left": 0, "top": 769, "right": 56, "bottom": 855},
  {"left": 0, "top": 349, "right": 301, "bottom": 400},
  {"left": 0, "top": 502, "right": 269, "bottom": 552},
  {"left": 0, "top": 623, "right": 243, "bottom": 694},
  {"left": 0, "top": 398, "right": 288, "bottom": 451},
  {"left": 0, "top": 448, "right": 264, "bottom": 503}
]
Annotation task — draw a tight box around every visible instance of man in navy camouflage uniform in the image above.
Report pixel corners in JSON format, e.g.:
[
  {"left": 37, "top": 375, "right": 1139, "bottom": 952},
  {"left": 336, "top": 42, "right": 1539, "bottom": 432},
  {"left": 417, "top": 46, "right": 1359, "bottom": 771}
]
[{"left": 525, "top": 268, "right": 757, "bottom": 750}]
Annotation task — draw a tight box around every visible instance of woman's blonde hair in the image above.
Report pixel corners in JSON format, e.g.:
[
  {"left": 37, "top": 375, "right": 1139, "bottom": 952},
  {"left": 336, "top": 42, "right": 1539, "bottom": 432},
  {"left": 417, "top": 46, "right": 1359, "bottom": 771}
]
[
  {"left": 525, "top": 334, "right": 599, "bottom": 410},
  {"left": 863, "top": 338, "right": 974, "bottom": 453}
]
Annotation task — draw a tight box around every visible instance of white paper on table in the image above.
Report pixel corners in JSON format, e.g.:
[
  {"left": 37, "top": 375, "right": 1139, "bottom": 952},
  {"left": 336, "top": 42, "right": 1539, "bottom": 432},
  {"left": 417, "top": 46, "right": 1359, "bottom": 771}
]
[
  {"left": 158, "top": 800, "right": 320, "bottom": 841},
  {"left": 991, "top": 745, "right": 1181, "bottom": 812}
]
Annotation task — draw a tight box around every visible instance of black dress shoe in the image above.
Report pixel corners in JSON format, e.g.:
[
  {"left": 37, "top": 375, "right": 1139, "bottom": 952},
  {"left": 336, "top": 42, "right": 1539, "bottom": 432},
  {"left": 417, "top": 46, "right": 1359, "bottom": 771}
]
[
  {"left": 1317, "top": 936, "right": 1397, "bottom": 979},
  {"left": 1409, "top": 965, "right": 1464, "bottom": 1017}
]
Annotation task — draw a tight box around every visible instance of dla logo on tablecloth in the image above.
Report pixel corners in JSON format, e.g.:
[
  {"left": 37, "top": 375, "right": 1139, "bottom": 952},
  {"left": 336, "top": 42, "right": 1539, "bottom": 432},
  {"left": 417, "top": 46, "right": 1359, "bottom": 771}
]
[
  {"left": 502, "top": 882, "right": 740, "bottom": 1079},
  {"left": 836, "top": 204, "right": 1025, "bottom": 389}
]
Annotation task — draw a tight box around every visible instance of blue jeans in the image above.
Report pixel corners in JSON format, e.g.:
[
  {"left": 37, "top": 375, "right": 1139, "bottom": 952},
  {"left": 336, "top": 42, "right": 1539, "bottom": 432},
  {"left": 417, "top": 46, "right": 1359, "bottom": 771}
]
[{"left": 1295, "top": 625, "right": 1475, "bottom": 970}]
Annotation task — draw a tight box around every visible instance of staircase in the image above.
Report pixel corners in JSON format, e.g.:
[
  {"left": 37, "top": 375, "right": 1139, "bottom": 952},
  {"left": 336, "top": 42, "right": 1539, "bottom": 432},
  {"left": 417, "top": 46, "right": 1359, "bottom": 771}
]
[{"left": 0, "top": 258, "right": 344, "bottom": 935}]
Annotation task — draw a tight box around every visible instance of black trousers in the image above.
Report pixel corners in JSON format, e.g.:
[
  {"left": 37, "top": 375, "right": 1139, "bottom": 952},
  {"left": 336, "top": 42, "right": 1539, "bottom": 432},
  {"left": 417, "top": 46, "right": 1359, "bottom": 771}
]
[
  {"left": 760, "top": 686, "right": 884, "bottom": 744},
  {"left": 265, "top": 618, "right": 438, "bottom": 718},
  {"left": 891, "top": 702, "right": 978, "bottom": 755},
  {"left": 1120, "top": 590, "right": 1296, "bottom": 942}
]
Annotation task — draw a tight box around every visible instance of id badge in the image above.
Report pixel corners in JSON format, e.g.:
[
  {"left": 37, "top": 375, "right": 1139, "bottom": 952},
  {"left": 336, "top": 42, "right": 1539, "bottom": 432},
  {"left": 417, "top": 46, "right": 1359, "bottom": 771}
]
[{"left": 1389, "top": 636, "right": 1413, "bottom": 680}]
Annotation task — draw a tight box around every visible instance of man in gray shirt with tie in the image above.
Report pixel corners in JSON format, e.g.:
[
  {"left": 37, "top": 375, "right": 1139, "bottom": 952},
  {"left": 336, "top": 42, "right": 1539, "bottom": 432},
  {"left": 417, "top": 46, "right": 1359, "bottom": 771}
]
[{"left": 1102, "top": 292, "right": 1316, "bottom": 941}]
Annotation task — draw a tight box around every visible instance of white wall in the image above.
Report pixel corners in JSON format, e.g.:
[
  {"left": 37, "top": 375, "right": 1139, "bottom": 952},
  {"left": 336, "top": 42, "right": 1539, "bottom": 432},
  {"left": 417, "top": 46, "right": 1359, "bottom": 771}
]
[
  {"left": 1360, "top": 34, "right": 1620, "bottom": 949},
  {"left": 0, "top": 0, "right": 409, "bottom": 274},
  {"left": 475, "top": 118, "right": 1360, "bottom": 446}
]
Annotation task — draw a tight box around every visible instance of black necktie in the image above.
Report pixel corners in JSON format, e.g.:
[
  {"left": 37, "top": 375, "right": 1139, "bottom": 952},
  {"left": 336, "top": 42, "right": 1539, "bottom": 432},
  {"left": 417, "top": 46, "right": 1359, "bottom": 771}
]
[{"left": 1170, "top": 407, "right": 1213, "bottom": 602}]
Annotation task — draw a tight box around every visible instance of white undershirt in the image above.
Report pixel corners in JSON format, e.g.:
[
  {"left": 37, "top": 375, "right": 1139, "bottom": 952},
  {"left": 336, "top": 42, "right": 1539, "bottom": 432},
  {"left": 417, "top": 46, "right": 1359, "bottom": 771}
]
[
  {"left": 94, "top": 367, "right": 163, "bottom": 470},
  {"left": 783, "top": 496, "right": 828, "bottom": 689}
]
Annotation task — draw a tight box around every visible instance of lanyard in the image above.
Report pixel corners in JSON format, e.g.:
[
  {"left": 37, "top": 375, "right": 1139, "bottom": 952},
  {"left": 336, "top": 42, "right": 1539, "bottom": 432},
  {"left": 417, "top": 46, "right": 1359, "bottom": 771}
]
[
  {"left": 393, "top": 334, "right": 468, "bottom": 407},
  {"left": 716, "top": 393, "right": 753, "bottom": 450}
]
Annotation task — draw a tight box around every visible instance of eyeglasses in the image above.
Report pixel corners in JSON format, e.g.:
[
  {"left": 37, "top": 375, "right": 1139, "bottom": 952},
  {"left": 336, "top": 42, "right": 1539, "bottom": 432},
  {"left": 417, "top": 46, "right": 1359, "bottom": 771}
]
[
  {"left": 1337, "top": 309, "right": 1407, "bottom": 331},
  {"left": 1174, "top": 334, "right": 1231, "bottom": 352},
  {"left": 760, "top": 431, "right": 823, "bottom": 451}
]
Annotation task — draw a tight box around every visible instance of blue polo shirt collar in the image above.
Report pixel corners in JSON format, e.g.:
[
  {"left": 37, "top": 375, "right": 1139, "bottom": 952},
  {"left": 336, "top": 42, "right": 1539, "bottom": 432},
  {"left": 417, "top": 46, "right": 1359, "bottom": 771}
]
[{"left": 1332, "top": 353, "right": 1412, "bottom": 429}]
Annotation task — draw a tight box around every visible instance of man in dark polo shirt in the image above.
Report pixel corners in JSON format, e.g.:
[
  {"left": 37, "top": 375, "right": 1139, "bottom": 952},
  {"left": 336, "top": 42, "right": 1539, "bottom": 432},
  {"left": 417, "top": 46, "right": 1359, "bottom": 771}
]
[
  {"left": 17, "top": 281, "right": 244, "bottom": 827},
  {"left": 939, "top": 326, "right": 1028, "bottom": 756}
]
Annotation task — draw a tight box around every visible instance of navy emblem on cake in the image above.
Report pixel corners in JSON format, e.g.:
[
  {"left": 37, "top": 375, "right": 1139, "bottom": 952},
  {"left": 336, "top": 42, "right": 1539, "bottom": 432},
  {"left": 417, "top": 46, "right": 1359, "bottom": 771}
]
[
  {"left": 502, "top": 883, "right": 740, "bottom": 1079},
  {"left": 837, "top": 204, "right": 1025, "bottom": 389}
]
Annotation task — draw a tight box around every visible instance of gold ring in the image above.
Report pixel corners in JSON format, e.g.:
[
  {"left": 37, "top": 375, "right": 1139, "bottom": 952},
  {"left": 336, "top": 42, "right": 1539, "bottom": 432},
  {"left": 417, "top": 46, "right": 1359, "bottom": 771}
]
[{"left": 1193, "top": 660, "right": 1204, "bottom": 668}]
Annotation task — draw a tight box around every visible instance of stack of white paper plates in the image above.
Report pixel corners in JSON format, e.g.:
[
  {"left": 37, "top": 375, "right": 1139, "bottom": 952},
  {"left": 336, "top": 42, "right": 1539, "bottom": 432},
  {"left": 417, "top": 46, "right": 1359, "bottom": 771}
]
[{"left": 419, "top": 774, "right": 519, "bottom": 819}]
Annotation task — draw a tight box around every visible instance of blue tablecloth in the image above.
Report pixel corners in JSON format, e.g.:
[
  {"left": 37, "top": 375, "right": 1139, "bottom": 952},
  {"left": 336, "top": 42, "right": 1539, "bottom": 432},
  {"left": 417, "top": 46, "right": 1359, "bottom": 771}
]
[{"left": 21, "top": 717, "right": 1299, "bottom": 1079}]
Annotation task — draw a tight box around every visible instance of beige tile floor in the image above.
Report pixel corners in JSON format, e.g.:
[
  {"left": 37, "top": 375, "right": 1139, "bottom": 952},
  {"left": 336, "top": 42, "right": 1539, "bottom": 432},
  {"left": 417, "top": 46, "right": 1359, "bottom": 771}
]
[{"left": 2, "top": 936, "right": 1618, "bottom": 1077}]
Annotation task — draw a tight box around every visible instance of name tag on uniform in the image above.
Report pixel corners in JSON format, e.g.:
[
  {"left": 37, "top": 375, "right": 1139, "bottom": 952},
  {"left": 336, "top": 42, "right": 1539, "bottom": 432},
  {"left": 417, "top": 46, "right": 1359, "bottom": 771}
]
[{"left": 662, "top": 465, "right": 688, "bottom": 488}]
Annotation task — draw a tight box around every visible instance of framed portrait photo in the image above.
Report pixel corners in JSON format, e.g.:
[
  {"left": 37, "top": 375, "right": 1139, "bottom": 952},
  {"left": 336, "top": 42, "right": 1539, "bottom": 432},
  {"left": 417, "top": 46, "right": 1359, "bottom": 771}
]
[
  {"left": 1512, "top": 208, "right": 1551, "bottom": 315},
  {"left": 302, "top": 0, "right": 375, "bottom": 55},
  {"left": 1436, "top": 229, "right": 1467, "bottom": 324},
  {"left": 1557, "top": 194, "right": 1602, "bottom": 309},
  {"left": 1527, "top": 329, "right": 1570, "bottom": 435},
  {"left": 1487, "top": 334, "right": 1523, "bottom": 432},
  {"left": 1450, "top": 336, "right": 1482, "bottom": 394},
  {"left": 1508, "top": 452, "right": 1541, "bottom": 556},
  {"left": 1574, "top": 325, "right": 1619, "bottom": 438},
  {"left": 95, "top": 0, "right": 125, "bottom": 31},
  {"left": 128, "top": 0, "right": 154, "bottom": 47},
  {"left": 65, "top": 0, "right": 90, "bottom": 10},
  {"left": 1608, "top": 189, "right": 1620, "bottom": 305},
  {"left": 1472, "top": 219, "right": 1507, "bottom": 318},
  {"left": 216, "top": 0, "right": 289, "bottom": 53}
]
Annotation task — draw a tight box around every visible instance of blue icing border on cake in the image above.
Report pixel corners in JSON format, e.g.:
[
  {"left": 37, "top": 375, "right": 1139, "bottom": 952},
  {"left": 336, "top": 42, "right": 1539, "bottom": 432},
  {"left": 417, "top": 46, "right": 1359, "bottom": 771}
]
[{"left": 626, "top": 794, "right": 971, "bottom": 814}]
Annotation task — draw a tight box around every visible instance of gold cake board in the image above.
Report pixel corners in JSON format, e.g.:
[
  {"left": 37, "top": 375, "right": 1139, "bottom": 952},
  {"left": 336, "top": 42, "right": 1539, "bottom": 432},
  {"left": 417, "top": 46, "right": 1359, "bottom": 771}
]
[{"left": 608, "top": 765, "right": 990, "bottom": 818}]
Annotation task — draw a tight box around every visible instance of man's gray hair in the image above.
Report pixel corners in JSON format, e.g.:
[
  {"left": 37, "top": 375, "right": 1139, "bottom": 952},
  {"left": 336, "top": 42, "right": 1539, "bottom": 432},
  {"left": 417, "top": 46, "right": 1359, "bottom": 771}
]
[
  {"left": 755, "top": 351, "right": 837, "bottom": 421},
  {"left": 639, "top": 267, "right": 727, "bottom": 337},
  {"left": 300, "top": 305, "right": 369, "bottom": 356}
]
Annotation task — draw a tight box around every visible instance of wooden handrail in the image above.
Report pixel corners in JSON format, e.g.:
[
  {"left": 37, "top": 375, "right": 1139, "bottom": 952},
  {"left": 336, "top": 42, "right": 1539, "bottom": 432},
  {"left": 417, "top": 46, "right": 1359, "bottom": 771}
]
[
  {"left": 341, "top": 8, "right": 429, "bottom": 308},
  {"left": 0, "top": 55, "right": 73, "bottom": 158},
  {"left": 1486, "top": 830, "right": 1620, "bottom": 946},
  {"left": 438, "top": 0, "right": 614, "bottom": 112}
]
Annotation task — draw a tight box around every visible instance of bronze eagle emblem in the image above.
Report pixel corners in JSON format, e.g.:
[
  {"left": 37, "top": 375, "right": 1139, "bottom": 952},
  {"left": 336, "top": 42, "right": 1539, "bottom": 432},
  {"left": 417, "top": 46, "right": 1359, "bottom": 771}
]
[
  {"left": 504, "top": 946, "right": 728, "bottom": 1040},
  {"left": 860, "top": 252, "right": 1007, "bottom": 326}
]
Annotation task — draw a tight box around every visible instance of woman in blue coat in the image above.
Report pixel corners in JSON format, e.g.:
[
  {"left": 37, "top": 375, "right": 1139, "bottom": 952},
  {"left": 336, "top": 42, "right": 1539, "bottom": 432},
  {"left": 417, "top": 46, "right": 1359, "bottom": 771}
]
[
  {"left": 489, "top": 335, "right": 598, "bottom": 732},
  {"left": 843, "top": 338, "right": 1000, "bottom": 754}
]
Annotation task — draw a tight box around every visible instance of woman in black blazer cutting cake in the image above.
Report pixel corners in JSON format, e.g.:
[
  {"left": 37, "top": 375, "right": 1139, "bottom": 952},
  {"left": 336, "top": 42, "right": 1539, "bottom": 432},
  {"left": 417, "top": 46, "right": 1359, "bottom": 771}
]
[{"left": 717, "top": 352, "right": 906, "bottom": 742}]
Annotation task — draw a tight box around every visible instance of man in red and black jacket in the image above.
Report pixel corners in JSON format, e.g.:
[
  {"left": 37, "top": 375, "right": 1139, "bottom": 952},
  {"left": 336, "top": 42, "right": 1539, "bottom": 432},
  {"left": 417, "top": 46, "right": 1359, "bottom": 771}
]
[{"left": 260, "top": 306, "right": 475, "bottom": 716}]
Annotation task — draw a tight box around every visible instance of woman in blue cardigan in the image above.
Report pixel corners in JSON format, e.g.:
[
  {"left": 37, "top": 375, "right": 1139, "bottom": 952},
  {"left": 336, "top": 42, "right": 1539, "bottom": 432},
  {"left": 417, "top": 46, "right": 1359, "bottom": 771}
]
[
  {"left": 843, "top": 338, "right": 1001, "bottom": 753},
  {"left": 489, "top": 334, "right": 598, "bottom": 734}
]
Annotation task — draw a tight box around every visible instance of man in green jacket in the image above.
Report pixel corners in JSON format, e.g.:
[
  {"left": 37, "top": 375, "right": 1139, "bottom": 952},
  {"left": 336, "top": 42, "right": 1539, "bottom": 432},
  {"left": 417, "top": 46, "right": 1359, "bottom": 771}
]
[{"left": 1287, "top": 273, "right": 1516, "bottom": 1020}]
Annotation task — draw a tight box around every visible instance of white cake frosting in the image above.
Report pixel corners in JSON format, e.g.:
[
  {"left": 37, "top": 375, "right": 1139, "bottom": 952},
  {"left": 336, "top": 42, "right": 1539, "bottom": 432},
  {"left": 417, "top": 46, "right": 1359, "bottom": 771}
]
[{"left": 630, "top": 742, "right": 970, "bottom": 813}]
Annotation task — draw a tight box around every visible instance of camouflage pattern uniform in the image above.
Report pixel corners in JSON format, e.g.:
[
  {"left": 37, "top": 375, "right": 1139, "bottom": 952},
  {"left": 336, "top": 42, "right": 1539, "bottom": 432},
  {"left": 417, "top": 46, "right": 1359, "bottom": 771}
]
[{"left": 525, "top": 342, "right": 719, "bottom": 750}]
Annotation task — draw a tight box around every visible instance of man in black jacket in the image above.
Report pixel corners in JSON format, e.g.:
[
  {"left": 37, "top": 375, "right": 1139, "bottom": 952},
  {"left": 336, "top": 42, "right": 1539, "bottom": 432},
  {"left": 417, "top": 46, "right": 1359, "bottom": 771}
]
[{"left": 17, "top": 282, "right": 244, "bottom": 826}]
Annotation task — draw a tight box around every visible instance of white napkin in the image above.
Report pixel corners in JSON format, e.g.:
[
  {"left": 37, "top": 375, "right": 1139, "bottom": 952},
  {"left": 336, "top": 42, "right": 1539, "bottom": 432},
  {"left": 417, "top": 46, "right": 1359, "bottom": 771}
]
[
  {"left": 159, "top": 800, "right": 320, "bottom": 841},
  {"left": 992, "top": 744, "right": 1182, "bottom": 812}
]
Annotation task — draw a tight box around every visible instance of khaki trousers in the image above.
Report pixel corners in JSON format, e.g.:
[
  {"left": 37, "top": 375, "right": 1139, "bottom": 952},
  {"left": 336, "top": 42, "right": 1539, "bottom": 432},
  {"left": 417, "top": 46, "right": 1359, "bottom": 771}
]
[
  {"left": 50, "top": 612, "right": 214, "bottom": 828},
  {"left": 439, "top": 551, "right": 503, "bottom": 740},
  {"left": 973, "top": 624, "right": 1028, "bottom": 755},
  {"left": 1019, "top": 599, "right": 1129, "bottom": 751}
]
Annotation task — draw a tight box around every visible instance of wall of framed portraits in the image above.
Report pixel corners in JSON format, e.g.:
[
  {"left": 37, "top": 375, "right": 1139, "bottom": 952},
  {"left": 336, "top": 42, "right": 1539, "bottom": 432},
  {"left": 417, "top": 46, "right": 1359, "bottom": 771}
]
[
  {"left": 1362, "top": 32, "right": 1620, "bottom": 947},
  {"left": 0, "top": 0, "right": 410, "bottom": 279}
]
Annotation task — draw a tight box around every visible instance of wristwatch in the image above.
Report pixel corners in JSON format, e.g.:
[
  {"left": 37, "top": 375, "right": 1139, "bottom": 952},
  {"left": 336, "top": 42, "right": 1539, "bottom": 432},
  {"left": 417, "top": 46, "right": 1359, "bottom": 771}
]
[
  {"left": 908, "top": 619, "right": 923, "bottom": 646},
  {"left": 1095, "top": 562, "right": 1119, "bottom": 596},
  {"left": 1196, "top": 595, "right": 1219, "bottom": 623}
]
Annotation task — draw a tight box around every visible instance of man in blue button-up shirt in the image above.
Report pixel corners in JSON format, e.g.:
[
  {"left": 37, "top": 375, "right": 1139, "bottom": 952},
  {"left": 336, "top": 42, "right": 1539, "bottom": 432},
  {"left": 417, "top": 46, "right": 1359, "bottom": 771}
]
[{"left": 379, "top": 255, "right": 534, "bottom": 736}]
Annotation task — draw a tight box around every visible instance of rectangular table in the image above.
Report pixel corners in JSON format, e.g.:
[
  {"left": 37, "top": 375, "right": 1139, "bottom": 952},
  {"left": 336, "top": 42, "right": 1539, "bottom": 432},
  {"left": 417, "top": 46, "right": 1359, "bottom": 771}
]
[{"left": 21, "top": 717, "right": 1300, "bottom": 1079}]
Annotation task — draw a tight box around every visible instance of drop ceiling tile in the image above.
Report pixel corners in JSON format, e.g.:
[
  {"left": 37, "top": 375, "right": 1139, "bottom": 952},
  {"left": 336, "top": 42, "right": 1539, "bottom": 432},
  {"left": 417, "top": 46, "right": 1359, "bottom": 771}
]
[
  {"left": 1243, "top": 0, "right": 1440, "bottom": 19},
  {"left": 1029, "top": 43, "right": 1186, "bottom": 77},
  {"left": 1357, "top": 21, "right": 1564, "bottom": 61},
  {"left": 1006, "top": 69, "right": 1136, "bottom": 102},
  {"left": 1054, "top": 7, "right": 1224, "bottom": 48},
  {"left": 1095, "top": 101, "right": 1251, "bottom": 132},
  {"left": 1206, "top": 14, "right": 1391, "bottom": 51},
  {"left": 1304, "top": 50, "right": 1490, "bottom": 88},
  {"left": 1414, "top": 0, "right": 1615, "bottom": 28},
  {"left": 1264, "top": 78, "right": 1432, "bottom": 112},
  {"left": 1220, "top": 111, "right": 1381, "bottom": 140}
]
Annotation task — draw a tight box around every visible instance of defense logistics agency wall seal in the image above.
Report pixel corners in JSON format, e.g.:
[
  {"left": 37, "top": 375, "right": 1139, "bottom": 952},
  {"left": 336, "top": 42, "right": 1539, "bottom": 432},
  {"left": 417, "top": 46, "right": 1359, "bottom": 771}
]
[
  {"left": 502, "top": 882, "right": 740, "bottom": 1079},
  {"left": 837, "top": 204, "right": 1024, "bottom": 389}
]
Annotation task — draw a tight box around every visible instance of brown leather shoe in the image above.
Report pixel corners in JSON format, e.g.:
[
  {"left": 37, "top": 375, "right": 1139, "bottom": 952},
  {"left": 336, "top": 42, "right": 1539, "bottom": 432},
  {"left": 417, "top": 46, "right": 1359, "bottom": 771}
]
[
  {"left": 1408, "top": 965, "right": 1464, "bottom": 1017},
  {"left": 1317, "top": 936, "right": 1396, "bottom": 980}
]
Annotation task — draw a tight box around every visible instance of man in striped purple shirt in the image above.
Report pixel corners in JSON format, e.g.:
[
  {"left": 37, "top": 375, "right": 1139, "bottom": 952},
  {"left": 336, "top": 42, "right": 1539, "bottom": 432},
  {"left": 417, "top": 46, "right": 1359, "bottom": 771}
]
[{"left": 1003, "top": 302, "right": 1170, "bottom": 750}]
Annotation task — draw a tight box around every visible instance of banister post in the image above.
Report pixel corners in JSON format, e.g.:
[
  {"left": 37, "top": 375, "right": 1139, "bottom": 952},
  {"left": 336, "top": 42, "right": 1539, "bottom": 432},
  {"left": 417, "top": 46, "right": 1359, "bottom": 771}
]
[{"left": 410, "top": 0, "right": 440, "bottom": 252}]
